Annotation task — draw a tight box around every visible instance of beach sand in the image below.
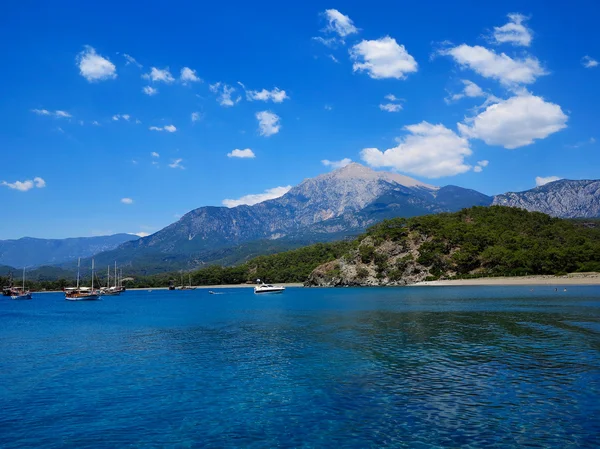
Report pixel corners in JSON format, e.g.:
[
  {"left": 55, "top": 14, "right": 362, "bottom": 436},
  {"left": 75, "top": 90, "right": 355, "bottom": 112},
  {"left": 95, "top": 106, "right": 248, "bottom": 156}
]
[{"left": 413, "top": 272, "right": 600, "bottom": 287}]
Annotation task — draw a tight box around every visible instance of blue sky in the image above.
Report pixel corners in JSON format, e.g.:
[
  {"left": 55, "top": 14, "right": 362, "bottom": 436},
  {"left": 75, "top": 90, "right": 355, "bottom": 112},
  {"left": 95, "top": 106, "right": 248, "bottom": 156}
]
[{"left": 1, "top": 0, "right": 598, "bottom": 239}]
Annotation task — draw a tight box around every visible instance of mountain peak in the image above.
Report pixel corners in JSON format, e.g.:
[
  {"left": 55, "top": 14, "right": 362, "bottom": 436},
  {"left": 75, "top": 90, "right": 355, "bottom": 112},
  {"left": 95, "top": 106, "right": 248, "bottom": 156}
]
[{"left": 329, "top": 162, "right": 436, "bottom": 189}]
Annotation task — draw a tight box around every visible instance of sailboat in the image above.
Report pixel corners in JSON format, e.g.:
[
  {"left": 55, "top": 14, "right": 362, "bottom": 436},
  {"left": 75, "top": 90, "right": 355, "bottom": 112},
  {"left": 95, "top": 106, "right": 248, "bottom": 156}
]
[
  {"left": 101, "top": 263, "right": 121, "bottom": 296},
  {"left": 65, "top": 258, "right": 100, "bottom": 301},
  {"left": 178, "top": 273, "right": 197, "bottom": 290},
  {"left": 11, "top": 267, "right": 32, "bottom": 300}
]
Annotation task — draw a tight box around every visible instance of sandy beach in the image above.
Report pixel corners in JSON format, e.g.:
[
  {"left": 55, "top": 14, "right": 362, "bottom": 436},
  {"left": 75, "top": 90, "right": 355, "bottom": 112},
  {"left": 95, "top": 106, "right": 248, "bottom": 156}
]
[{"left": 413, "top": 272, "right": 600, "bottom": 287}]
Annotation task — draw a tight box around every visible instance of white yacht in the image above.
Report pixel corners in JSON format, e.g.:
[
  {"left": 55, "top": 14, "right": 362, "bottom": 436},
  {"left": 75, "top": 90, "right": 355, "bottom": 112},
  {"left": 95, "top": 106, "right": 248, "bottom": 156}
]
[{"left": 254, "top": 280, "right": 285, "bottom": 294}]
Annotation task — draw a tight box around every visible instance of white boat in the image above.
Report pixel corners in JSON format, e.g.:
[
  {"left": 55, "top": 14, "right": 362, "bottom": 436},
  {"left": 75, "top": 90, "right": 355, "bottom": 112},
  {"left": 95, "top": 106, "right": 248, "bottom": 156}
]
[
  {"left": 65, "top": 258, "right": 100, "bottom": 301},
  {"left": 254, "top": 280, "right": 285, "bottom": 294},
  {"left": 11, "top": 268, "right": 32, "bottom": 300}
]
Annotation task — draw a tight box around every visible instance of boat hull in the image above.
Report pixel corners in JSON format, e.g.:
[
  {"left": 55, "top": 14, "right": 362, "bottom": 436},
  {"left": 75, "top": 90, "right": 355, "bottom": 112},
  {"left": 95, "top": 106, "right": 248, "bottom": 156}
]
[
  {"left": 11, "top": 293, "right": 32, "bottom": 300},
  {"left": 254, "top": 289, "right": 285, "bottom": 294},
  {"left": 65, "top": 295, "right": 100, "bottom": 301}
]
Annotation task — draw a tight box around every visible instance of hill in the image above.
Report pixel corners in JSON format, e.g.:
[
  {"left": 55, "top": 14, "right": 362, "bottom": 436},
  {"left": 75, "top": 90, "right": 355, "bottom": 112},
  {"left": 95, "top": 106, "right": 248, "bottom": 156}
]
[
  {"left": 305, "top": 206, "right": 600, "bottom": 286},
  {"left": 0, "top": 234, "right": 138, "bottom": 268}
]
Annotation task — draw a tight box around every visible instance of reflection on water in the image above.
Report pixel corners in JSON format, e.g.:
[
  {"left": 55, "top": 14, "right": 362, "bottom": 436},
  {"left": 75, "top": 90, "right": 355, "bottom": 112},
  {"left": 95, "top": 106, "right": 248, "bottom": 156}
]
[{"left": 1, "top": 287, "right": 599, "bottom": 448}]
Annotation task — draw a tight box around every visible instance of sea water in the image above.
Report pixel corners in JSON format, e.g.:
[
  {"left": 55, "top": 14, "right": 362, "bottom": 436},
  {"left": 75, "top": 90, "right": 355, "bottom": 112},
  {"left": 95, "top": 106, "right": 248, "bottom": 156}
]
[{"left": 1, "top": 286, "right": 599, "bottom": 448}]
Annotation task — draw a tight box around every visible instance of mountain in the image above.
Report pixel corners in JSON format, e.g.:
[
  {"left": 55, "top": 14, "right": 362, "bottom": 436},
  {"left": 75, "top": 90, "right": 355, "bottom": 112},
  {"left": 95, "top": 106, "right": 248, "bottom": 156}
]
[
  {"left": 82, "top": 163, "right": 492, "bottom": 274},
  {"left": 492, "top": 179, "right": 600, "bottom": 218},
  {"left": 0, "top": 234, "right": 138, "bottom": 268}
]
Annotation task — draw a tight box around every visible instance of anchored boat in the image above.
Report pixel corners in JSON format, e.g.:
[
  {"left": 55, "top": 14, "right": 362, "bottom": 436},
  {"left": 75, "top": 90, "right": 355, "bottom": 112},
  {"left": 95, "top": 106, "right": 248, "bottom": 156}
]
[{"left": 254, "top": 279, "right": 285, "bottom": 294}]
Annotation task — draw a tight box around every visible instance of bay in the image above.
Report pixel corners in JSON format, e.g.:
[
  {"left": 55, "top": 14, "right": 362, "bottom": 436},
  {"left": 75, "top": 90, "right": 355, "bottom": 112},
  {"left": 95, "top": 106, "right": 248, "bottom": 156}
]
[{"left": 1, "top": 286, "right": 599, "bottom": 448}]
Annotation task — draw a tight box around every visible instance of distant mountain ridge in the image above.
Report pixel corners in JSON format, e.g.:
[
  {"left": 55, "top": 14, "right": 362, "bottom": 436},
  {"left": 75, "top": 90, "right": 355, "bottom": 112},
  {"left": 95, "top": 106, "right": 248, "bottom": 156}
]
[
  {"left": 0, "top": 234, "right": 138, "bottom": 268},
  {"left": 493, "top": 179, "right": 600, "bottom": 218}
]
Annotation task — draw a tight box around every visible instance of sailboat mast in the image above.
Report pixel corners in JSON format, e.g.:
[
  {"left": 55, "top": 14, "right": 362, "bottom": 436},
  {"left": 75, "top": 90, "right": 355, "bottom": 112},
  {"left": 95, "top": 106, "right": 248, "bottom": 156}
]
[
  {"left": 92, "top": 259, "right": 94, "bottom": 291},
  {"left": 22, "top": 267, "right": 25, "bottom": 290},
  {"left": 115, "top": 261, "right": 117, "bottom": 289},
  {"left": 107, "top": 265, "right": 110, "bottom": 288},
  {"left": 77, "top": 257, "right": 80, "bottom": 289}
]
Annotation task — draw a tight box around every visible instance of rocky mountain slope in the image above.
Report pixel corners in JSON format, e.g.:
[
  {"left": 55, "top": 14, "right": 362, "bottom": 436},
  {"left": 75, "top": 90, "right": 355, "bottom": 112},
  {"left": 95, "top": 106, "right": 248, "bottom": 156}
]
[
  {"left": 84, "top": 164, "right": 492, "bottom": 273},
  {"left": 493, "top": 179, "right": 600, "bottom": 218},
  {"left": 0, "top": 234, "right": 138, "bottom": 268}
]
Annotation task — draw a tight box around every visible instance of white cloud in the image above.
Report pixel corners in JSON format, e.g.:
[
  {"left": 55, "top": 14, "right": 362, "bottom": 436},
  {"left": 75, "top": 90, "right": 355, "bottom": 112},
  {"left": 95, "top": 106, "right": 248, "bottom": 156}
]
[
  {"left": 322, "top": 158, "right": 352, "bottom": 169},
  {"left": 323, "top": 9, "right": 358, "bottom": 37},
  {"left": 151, "top": 152, "right": 159, "bottom": 158},
  {"left": 134, "top": 232, "right": 150, "bottom": 237},
  {"left": 458, "top": 94, "right": 568, "bottom": 149},
  {"left": 324, "top": 104, "right": 333, "bottom": 111},
  {"left": 143, "top": 86, "right": 158, "bottom": 96},
  {"left": 379, "top": 103, "right": 402, "bottom": 112},
  {"left": 32, "top": 109, "right": 72, "bottom": 118},
  {"left": 222, "top": 185, "right": 292, "bottom": 207},
  {"left": 329, "top": 54, "right": 339, "bottom": 63},
  {"left": 149, "top": 125, "right": 176, "bottom": 132},
  {"left": 536, "top": 176, "right": 561, "bottom": 187},
  {"left": 492, "top": 13, "right": 532, "bottom": 47},
  {"left": 209, "top": 82, "right": 241, "bottom": 107},
  {"left": 92, "top": 121, "right": 100, "bottom": 126},
  {"left": 227, "top": 148, "right": 256, "bottom": 158},
  {"left": 246, "top": 88, "right": 289, "bottom": 103},
  {"left": 135, "top": 119, "right": 142, "bottom": 124},
  {"left": 191, "top": 111, "right": 203, "bottom": 122},
  {"left": 1, "top": 176, "right": 46, "bottom": 192},
  {"left": 121, "top": 197, "right": 134, "bottom": 204},
  {"left": 350, "top": 37, "right": 418, "bottom": 80},
  {"left": 473, "top": 160, "right": 489, "bottom": 173},
  {"left": 361, "top": 122, "right": 472, "bottom": 178},
  {"left": 565, "top": 137, "right": 596, "bottom": 149},
  {"left": 76, "top": 46, "right": 117, "bottom": 82},
  {"left": 385, "top": 94, "right": 400, "bottom": 101},
  {"left": 312, "top": 36, "right": 342, "bottom": 48},
  {"left": 169, "top": 158, "right": 184, "bottom": 169},
  {"left": 121, "top": 114, "right": 130, "bottom": 121},
  {"left": 582, "top": 55, "right": 599, "bottom": 68},
  {"left": 256, "top": 111, "right": 280, "bottom": 137},
  {"left": 32, "top": 109, "right": 51, "bottom": 115},
  {"left": 180, "top": 67, "right": 201, "bottom": 83},
  {"left": 112, "top": 115, "right": 120, "bottom": 121},
  {"left": 123, "top": 54, "right": 142, "bottom": 68},
  {"left": 448, "top": 80, "right": 487, "bottom": 103},
  {"left": 142, "top": 67, "right": 175, "bottom": 83},
  {"left": 440, "top": 44, "right": 546, "bottom": 85}
]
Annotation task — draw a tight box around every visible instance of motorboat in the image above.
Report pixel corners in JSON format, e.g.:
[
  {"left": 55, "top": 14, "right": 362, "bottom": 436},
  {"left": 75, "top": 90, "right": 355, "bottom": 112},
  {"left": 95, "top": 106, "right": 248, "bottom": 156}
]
[{"left": 254, "top": 282, "right": 285, "bottom": 294}]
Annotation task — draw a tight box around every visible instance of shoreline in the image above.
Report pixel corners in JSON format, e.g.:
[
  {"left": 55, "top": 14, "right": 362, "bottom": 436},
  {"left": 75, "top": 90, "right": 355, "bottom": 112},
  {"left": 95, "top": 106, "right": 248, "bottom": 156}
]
[
  {"left": 129, "top": 283, "right": 305, "bottom": 291},
  {"left": 412, "top": 273, "right": 600, "bottom": 287},
  {"left": 28, "top": 275, "right": 600, "bottom": 293}
]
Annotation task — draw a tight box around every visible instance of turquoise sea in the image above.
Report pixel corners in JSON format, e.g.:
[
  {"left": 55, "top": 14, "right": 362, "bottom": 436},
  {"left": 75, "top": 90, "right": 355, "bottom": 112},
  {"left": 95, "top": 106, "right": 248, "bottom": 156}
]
[{"left": 1, "top": 286, "right": 599, "bottom": 448}]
